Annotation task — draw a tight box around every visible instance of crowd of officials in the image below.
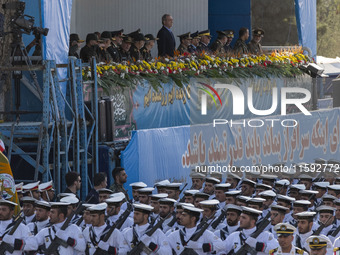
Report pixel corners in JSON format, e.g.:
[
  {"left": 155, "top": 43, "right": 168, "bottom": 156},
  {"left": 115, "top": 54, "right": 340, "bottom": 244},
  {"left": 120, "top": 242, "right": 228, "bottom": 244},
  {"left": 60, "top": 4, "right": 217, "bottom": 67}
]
[
  {"left": 69, "top": 14, "right": 265, "bottom": 64},
  {"left": 2, "top": 159, "right": 340, "bottom": 254}
]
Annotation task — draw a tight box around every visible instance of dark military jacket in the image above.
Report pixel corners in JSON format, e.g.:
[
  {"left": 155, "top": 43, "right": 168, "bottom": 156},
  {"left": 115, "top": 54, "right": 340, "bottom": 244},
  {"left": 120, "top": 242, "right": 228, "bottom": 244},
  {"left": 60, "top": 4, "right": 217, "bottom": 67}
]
[
  {"left": 109, "top": 182, "right": 130, "bottom": 201},
  {"left": 196, "top": 42, "right": 211, "bottom": 54},
  {"left": 248, "top": 40, "right": 264, "bottom": 55},
  {"left": 188, "top": 44, "right": 197, "bottom": 54},
  {"left": 107, "top": 45, "right": 121, "bottom": 62},
  {"left": 97, "top": 47, "right": 112, "bottom": 63},
  {"left": 119, "top": 48, "right": 132, "bottom": 62},
  {"left": 80, "top": 44, "right": 98, "bottom": 63},
  {"left": 177, "top": 44, "right": 189, "bottom": 55},
  {"left": 224, "top": 44, "right": 233, "bottom": 55},
  {"left": 233, "top": 39, "right": 249, "bottom": 55},
  {"left": 210, "top": 39, "right": 226, "bottom": 55},
  {"left": 69, "top": 45, "right": 80, "bottom": 58},
  {"left": 130, "top": 44, "right": 143, "bottom": 62},
  {"left": 141, "top": 47, "right": 152, "bottom": 62}
]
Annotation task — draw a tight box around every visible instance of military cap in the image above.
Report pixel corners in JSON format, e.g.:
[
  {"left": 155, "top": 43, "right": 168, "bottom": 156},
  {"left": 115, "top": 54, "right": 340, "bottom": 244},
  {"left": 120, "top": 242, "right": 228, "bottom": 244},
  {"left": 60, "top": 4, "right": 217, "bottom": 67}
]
[
  {"left": 334, "top": 199, "right": 340, "bottom": 206},
  {"left": 295, "top": 211, "right": 316, "bottom": 220},
  {"left": 261, "top": 174, "right": 278, "bottom": 180},
  {"left": 328, "top": 184, "right": 340, "bottom": 191},
  {"left": 194, "top": 192, "right": 210, "bottom": 200},
  {"left": 15, "top": 182, "right": 24, "bottom": 193},
  {"left": 205, "top": 177, "right": 220, "bottom": 184},
  {"left": 313, "top": 182, "right": 329, "bottom": 189},
  {"left": 224, "top": 29, "right": 234, "bottom": 38},
  {"left": 176, "top": 203, "right": 194, "bottom": 209},
  {"left": 82, "top": 203, "right": 95, "bottom": 210},
  {"left": 270, "top": 204, "right": 289, "bottom": 214},
  {"left": 225, "top": 204, "right": 242, "bottom": 213},
  {"left": 23, "top": 181, "right": 40, "bottom": 191},
  {"left": 314, "top": 158, "right": 327, "bottom": 164},
  {"left": 216, "top": 31, "right": 227, "bottom": 37},
  {"left": 247, "top": 197, "right": 266, "bottom": 206},
  {"left": 57, "top": 193, "right": 76, "bottom": 199},
  {"left": 225, "top": 190, "right": 241, "bottom": 196},
  {"left": 322, "top": 194, "right": 337, "bottom": 201},
  {"left": 184, "top": 190, "right": 200, "bottom": 196},
  {"left": 241, "top": 178, "right": 256, "bottom": 187},
  {"left": 190, "top": 31, "right": 201, "bottom": 39},
  {"left": 214, "top": 183, "right": 231, "bottom": 190},
  {"left": 227, "top": 172, "right": 242, "bottom": 180},
  {"left": 190, "top": 172, "right": 205, "bottom": 179},
  {"left": 133, "top": 203, "right": 153, "bottom": 213},
  {"left": 154, "top": 180, "right": 171, "bottom": 187},
  {"left": 106, "top": 192, "right": 125, "bottom": 203},
  {"left": 245, "top": 168, "right": 261, "bottom": 177},
  {"left": 177, "top": 32, "right": 192, "bottom": 40},
  {"left": 145, "top": 34, "right": 159, "bottom": 41},
  {"left": 101, "top": 31, "right": 113, "bottom": 40},
  {"left": 198, "top": 30, "right": 211, "bottom": 37},
  {"left": 237, "top": 195, "right": 252, "bottom": 203},
  {"left": 290, "top": 184, "right": 306, "bottom": 190},
  {"left": 306, "top": 235, "right": 332, "bottom": 250},
  {"left": 149, "top": 193, "right": 168, "bottom": 201},
  {"left": 137, "top": 187, "right": 154, "bottom": 194},
  {"left": 252, "top": 28, "right": 265, "bottom": 37},
  {"left": 255, "top": 183, "right": 272, "bottom": 190},
  {"left": 86, "top": 33, "right": 99, "bottom": 43},
  {"left": 274, "top": 223, "right": 296, "bottom": 236},
  {"left": 210, "top": 172, "right": 223, "bottom": 179},
  {"left": 316, "top": 205, "right": 335, "bottom": 214},
  {"left": 88, "top": 203, "right": 107, "bottom": 214},
  {"left": 299, "top": 190, "right": 318, "bottom": 197},
  {"left": 98, "top": 188, "right": 113, "bottom": 195},
  {"left": 50, "top": 202, "right": 70, "bottom": 209},
  {"left": 293, "top": 200, "right": 311, "bottom": 207},
  {"left": 275, "top": 179, "right": 290, "bottom": 186},
  {"left": 60, "top": 195, "right": 79, "bottom": 204},
  {"left": 182, "top": 205, "right": 203, "bottom": 214},
  {"left": 111, "top": 29, "right": 124, "bottom": 37},
  {"left": 122, "top": 35, "right": 133, "bottom": 43},
  {"left": 132, "top": 33, "right": 146, "bottom": 42},
  {"left": 35, "top": 200, "right": 51, "bottom": 210},
  {"left": 241, "top": 206, "right": 262, "bottom": 216},
  {"left": 298, "top": 174, "right": 313, "bottom": 180},
  {"left": 70, "top": 33, "right": 84, "bottom": 43},
  {"left": 0, "top": 199, "right": 17, "bottom": 207},
  {"left": 127, "top": 29, "right": 141, "bottom": 37},
  {"left": 22, "top": 196, "right": 37, "bottom": 204},
  {"left": 259, "top": 190, "right": 276, "bottom": 198},
  {"left": 159, "top": 198, "right": 177, "bottom": 206},
  {"left": 277, "top": 195, "right": 296, "bottom": 203},
  {"left": 39, "top": 181, "right": 54, "bottom": 191},
  {"left": 199, "top": 199, "right": 219, "bottom": 209},
  {"left": 165, "top": 183, "right": 182, "bottom": 190}
]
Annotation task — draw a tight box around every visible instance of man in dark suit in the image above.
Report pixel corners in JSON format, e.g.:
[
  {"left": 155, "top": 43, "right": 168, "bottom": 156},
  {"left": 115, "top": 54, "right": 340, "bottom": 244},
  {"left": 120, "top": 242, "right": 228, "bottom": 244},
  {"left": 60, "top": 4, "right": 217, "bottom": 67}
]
[{"left": 157, "top": 14, "right": 176, "bottom": 57}]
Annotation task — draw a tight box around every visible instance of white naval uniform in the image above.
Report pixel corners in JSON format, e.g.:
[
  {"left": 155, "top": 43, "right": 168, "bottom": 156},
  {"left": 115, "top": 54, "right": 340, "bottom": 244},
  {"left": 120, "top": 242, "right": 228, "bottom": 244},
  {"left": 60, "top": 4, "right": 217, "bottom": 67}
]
[
  {"left": 107, "top": 214, "right": 133, "bottom": 232},
  {"left": 24, "top": 214, "right": 36, "bottom": 225},
  {"left": 295, "top": 230, "right": 313, "bottom": 251},
  {"left": 27, "top": 219, "right": 50, "bottom": 235},
  {"left": 269, "top": 245, "right": 308, "bottom": 255},
  {"left": 223, "top": 226, "right": 279, "bottom": 255},
  {"left": 0, "top": 219, "right": 31, "bottom": 255},
  {"left": 24, "top": 220, "right": 86, "bottom": 255},
  {"left": 214, "top": 222, "right": 240, "bottom": 240},
  {"left": 206, "top": 216, "right": 226, "bottom": 232},
  {"left": 160, "top": 215, "right": 177, "bottom": 233},
  {"left": 167, "top": 226, "right": 224, "bottom": 255},
  {"left": 83, "top": 223, "right": 123, "bottom": 255},
  {"left": 120, "top": 223, "right": 172, "bottom": 255}
]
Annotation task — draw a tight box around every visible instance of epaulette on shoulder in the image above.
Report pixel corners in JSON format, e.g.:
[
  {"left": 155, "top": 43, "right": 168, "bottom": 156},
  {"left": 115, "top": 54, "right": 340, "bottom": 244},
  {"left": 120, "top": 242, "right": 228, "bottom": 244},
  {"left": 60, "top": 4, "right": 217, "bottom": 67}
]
[
  {"left": 295, "top": 248, "right": 304, "bottom": 254},
  {"left": 334, "top": 247, "right": 340, "bottom": 252},
  {"left": 269, "top": 248, "right": 278, "bottom": 255}
]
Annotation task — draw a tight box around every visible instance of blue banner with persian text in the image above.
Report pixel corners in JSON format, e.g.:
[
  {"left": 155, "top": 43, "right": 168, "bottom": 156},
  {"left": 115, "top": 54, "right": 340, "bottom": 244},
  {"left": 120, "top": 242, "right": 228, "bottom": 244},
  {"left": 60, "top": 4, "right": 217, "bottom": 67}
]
[{"left": 121, "top": 108, "right": 340, "bottom": 188}]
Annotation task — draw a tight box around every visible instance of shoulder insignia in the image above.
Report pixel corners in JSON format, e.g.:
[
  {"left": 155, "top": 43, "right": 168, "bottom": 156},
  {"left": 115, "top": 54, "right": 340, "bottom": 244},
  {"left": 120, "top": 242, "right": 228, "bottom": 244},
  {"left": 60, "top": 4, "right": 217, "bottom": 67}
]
[
  {"left": 296, "top": 248, "right": 304, "bottom": 254},
  {"left": 334, "top": 248, "right": 340, "bottom": 252},
  {"left": 269, "top": 248, "right": 278, "bottom": 255}
]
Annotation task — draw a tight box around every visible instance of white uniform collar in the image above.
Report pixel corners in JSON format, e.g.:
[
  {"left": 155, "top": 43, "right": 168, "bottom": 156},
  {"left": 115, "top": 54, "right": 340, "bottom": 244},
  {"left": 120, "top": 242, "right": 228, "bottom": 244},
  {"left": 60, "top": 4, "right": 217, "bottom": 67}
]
[{"left": 243, "top": 226, "right": 256, "bottom": 237}]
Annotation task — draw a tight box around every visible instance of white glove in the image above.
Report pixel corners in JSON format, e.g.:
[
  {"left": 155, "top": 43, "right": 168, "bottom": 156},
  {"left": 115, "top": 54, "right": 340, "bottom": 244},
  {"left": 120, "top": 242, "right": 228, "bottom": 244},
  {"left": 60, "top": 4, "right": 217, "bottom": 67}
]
[
  {"left": 186, "top": 240, "right": 203, "bottom": 250},
  {"left": 56, "top": 229, "right": 68, "bottom": 241},
  {"left": 245, "top": 237, "right": 257, "bottom": 248},
  {"left": 98, "top": 240, "right": 110, "bottom": 251},
  {"left": 140, "top": 235, "right": 152, "bottom": 246},
  {"left": 2, "top": 234, "right": 15, "bottom": 245}
]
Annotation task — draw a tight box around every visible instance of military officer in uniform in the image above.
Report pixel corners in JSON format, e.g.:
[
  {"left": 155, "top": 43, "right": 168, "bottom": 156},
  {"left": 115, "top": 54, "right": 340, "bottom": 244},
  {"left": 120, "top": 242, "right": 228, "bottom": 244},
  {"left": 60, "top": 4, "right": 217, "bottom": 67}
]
[
  {"left": 233, "top": 27, "right": 250, "bottom": 55},
  {"left": 22, "top": 196, "right": 37, "bottom": 224},
  {"left": 108, "top": 29, "right": 124, "bottom": 62},
  {"left": 177, "top": 32, "right": 192, "bottom": 55},
  {"left": 269, "top": 223, "right": 308, "bottom": 255},
  {"left": 203, "top": 177, "right": 220, "bottom": 199},
  {"left": 165, "top": 183, "right": 182, "bottom": 201},
  {"left": 130, "top": 182, "right": 147, "bottom": 203},
  {"left": 224, "top": 190, "right": 241, "bottom": 205},
  {"left": 118, "top": 35, "right": 134, "bottom": 62},
  {"left": 214, "top": 183, "right": 230, "bottom": 209},
  {"left": 80, "top": 33, "right": 99, "bottom": 63},
  {"left": 141, "top": 34, "right": 158, "bottom": 62},
  {"left": 223, "top": 206, "right": 278, "bottom": 255},
  {"left": 24, "top": 202, "right": 86, "bottom": 255},
  {"left": 105, "top": 193, "right": 133, "bottom": 231},
  {"left": 129, "top": 31, "right": 146, "bottom": 61},
  {"left": 120, "top": 203, "right": 172, "bottom": 254},
  {"left": 23, "top": 181, "right": 41, "bottom": 200},
  {"left": 214, "top": 204, "right": 241, "bottom": 240},
  {"left": 60, "top": 195, "right": 81, "bottom": 224},
  {"left": 306, "top": 235, "right": 333, "bottom": 255},
  {"left": 154, "top": 180, "right": 171, "bottom": 194},
  {"left": 27, "top": 200, "right": 50, "bottom": 235},
  {"left": 223, "top": 29, "right": 234, "bottom": 55},
  {"left": 268, "top": 205, "right": 290, "bottom": 238},
  {"left": 138, "top": 187, "right": 155, "bottom": 205},
  {"left": 188, "top": 31, "right": 201, "bottom": 54},
  {"left": 210, "top": 31, "right": 228, "bottom": 55},
  {"left": 167, "top": 205, "right": 224, "bottom": 254},
  {"left": 0, "top": 199, "right": 31, "bottom": 255},
  {"left": 98, "top": 188, "right": 113, "bottom": 203},
  {"left": 39, "top": 180, "right": 55, "bottom": 202},
  {"left": 83, "top": 203, "right": 123, "bottom": 254},
  {"left": 97, "top": 31, "right": 113, "bottom": 63},
  {"left": 183, "top": 190, "right": 199, "bottom": 204},
  {"left": 68, "top": 33, "right": 84, "bottom": 58},
  {"left": 199, "top": 199, "right": 226, "bottom": 231},
  {"left": 149, "top": 193, "right": 168, "bottom": 221},
  {"left": 197, "top": 30, "right": 212, "bottom": 54},
  {"left": 295, "top": 211, "right": 317, "bottom": 251},
  {"left": 158, "top": 198, "right": 177, "bottom": 233}
]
